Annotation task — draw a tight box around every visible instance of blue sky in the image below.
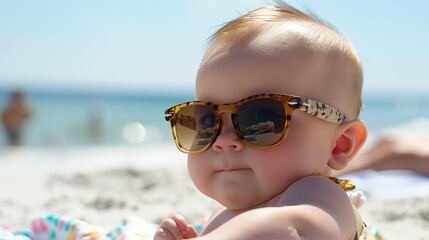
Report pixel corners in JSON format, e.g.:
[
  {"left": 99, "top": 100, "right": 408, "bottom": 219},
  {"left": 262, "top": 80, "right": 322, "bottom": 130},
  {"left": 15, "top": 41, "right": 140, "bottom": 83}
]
[{"left": 0, "top": 0, "right": 428, "bottom": 96}]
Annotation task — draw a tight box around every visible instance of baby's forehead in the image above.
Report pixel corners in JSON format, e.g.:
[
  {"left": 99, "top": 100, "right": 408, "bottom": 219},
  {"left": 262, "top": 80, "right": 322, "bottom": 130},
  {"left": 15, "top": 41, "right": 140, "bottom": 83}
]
[
  {"left": 204, "top": 21, "right": 351, "bottom": 65},
  {"left": 198, "top": 26, "right": 358, "bottom": 118}
]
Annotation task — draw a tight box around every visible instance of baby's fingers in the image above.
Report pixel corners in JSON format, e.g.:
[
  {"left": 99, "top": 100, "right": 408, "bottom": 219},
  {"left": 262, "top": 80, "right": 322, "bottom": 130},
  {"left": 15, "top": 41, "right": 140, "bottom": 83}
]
[
  {"left": 171, "top": 214, "right": 198, "bottom": 238},
  {"left": 154, "top": 218, "right": 183, "bottom": 240}
]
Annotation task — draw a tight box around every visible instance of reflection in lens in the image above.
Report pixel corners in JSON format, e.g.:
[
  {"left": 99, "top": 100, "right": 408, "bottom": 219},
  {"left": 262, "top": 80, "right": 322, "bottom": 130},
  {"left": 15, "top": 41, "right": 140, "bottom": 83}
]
[
  {"left": 238, "top": 98, "right": 286, "bottom": 146},
  {"left": 175, "top": 105, "right": 216, "bottom": 151}
]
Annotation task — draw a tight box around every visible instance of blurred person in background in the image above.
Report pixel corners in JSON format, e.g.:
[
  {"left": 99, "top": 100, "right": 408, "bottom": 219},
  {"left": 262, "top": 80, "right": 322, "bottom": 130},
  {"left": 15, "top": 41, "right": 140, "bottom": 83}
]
[
  {"left": 1, "top": 90, "right": 32, "bottom": 146},
  {"left": 88, "top": 100, "right": 105, "bottom": 144},
  {"left": 335, "top": 132, "right": 429, "bottom": 177}
]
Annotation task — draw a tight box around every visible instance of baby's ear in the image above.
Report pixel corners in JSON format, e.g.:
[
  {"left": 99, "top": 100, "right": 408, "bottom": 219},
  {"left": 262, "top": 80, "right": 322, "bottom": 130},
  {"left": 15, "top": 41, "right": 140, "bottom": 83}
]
[{"left": 328, "top": 120, "right": 367, "bottom": 170}]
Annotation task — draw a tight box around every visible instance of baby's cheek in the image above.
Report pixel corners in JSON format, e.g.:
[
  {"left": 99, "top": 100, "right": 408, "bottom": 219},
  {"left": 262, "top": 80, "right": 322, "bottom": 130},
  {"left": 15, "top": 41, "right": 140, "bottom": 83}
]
[
  {"left": 254, "top": 156, "right": 304, "bottom": 192},
  {"left": 188, "top": 159, "right": 212, "bottom": 196}
]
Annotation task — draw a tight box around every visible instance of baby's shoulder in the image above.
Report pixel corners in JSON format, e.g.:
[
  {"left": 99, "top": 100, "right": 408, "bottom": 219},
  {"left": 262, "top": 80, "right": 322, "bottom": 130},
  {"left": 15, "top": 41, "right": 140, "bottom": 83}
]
[
  {"left": 275, "top": 175, "right": 353, "bottom": 210},
  {"left": 276, "top": 175, "right": 357, "bottom": 238}
]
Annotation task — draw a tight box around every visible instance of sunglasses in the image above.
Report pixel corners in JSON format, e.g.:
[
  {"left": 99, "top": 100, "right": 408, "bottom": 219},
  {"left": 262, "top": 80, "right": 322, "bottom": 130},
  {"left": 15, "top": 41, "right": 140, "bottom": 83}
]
[{"left": 165, "top": 93, "right": 347, "bottom": 154}]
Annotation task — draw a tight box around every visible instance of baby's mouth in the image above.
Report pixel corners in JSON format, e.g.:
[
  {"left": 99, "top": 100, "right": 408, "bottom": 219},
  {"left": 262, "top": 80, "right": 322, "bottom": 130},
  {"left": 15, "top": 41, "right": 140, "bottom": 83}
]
[
  {"left": 217, "top": 167, "right": 250, "bottom": 173},
  {"left": 227, "top": 168, "right": 249, "bottom": 172}
]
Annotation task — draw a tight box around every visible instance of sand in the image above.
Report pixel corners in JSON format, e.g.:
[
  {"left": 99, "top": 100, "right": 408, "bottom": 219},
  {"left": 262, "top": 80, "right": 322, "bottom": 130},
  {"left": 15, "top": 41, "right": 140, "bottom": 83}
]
[{"left": 0, "top": 145, "right": 428, "bottom": 239}]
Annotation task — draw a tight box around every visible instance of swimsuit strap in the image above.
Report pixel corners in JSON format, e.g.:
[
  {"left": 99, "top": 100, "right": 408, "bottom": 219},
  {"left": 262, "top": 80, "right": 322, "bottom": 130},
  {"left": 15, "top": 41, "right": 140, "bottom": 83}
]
[
  {"left": 311, "top": 173, "right": 356, "bottom": 191},
  {"left": 353, "top": 207, "right": 365, "bottom": 240},
  {"left": 311, "top": 173, "right": 375, "bottom": 239}
]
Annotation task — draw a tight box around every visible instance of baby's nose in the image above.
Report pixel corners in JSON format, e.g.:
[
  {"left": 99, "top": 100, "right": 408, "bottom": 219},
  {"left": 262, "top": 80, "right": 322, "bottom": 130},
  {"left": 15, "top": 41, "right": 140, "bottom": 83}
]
[{"left": 212, "top": 114, "right": 245, "bottom": 152}]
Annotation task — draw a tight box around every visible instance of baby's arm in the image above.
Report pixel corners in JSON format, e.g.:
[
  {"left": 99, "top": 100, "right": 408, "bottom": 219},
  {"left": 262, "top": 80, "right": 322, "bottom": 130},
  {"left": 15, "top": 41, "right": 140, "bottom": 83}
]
[
  {"left": 196, "top": 176, "right": 356, "bottom": 240},
  {"left": 154, "top": 214, "right": 198, "bottom": 240}
]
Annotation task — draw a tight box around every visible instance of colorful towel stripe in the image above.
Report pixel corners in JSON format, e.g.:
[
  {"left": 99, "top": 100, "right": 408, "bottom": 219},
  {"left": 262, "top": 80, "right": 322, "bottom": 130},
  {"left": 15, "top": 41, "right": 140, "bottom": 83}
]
[{"left": 1, "top": 215, "right": 159, "bottom": 240}]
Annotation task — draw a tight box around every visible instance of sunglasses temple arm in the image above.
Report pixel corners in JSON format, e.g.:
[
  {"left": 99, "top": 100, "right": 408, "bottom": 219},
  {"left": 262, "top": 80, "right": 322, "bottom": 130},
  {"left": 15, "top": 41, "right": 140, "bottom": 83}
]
[{"left": 300, "top": 99, "right": 347, "bottom": 124}]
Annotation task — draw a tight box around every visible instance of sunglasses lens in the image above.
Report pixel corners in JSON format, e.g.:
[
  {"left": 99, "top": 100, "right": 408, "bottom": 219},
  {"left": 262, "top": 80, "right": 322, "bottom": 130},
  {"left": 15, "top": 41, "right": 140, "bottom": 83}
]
[
  {"left": 237, "top": 98, "right": 286, "bottom": 146},
  {"left": 174, "top": 105, "right": 216, "bottom": 152}
]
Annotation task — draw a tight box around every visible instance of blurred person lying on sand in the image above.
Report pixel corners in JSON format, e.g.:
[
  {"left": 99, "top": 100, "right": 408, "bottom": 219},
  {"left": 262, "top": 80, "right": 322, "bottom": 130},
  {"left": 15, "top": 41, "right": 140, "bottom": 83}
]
[
  {"left": 157, "top": 2, "right": 374, "bottom": 239},
  {"left": 335, "top": 132, "right": 429, "bottom": 177}
]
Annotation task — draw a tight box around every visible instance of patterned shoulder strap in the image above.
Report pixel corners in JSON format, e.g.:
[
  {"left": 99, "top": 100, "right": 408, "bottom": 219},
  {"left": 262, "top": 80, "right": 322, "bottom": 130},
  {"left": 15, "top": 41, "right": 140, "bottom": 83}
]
[{"left": 311, "top": 173, "right": 356, "bottom": 191}]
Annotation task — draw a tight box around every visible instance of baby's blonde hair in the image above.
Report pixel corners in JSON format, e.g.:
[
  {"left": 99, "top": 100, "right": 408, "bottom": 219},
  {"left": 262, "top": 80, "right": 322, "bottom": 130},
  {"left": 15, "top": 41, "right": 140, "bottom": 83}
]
[{"left": 201, "top": 2, "right": 363, "bottom": 118}]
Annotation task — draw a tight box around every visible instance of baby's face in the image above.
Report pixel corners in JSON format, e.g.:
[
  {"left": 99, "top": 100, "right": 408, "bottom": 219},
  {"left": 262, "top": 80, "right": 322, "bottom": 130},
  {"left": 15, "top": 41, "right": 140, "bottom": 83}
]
[{"left": 188, "top": 40, "right": 350, "bottom": 210}]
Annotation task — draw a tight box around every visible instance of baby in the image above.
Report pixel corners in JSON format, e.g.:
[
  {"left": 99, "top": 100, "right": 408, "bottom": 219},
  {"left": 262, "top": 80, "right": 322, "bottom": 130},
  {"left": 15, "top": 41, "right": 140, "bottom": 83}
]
[{"left": 157, "top": 2, "right": 372, "bottom": 240}]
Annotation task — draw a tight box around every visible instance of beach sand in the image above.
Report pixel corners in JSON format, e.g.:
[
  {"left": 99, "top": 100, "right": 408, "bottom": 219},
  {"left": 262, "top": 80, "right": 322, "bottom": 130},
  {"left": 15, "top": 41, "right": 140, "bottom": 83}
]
[{"left": 0, "top": 145, "right": 428, "bottom": 239}]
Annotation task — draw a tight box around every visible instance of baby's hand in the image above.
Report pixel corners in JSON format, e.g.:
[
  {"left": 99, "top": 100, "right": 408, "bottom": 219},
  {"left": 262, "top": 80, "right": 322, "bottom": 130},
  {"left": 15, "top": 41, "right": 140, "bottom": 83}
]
[{"left": 154, "top": 214, "right": 198, "bottom": 240}]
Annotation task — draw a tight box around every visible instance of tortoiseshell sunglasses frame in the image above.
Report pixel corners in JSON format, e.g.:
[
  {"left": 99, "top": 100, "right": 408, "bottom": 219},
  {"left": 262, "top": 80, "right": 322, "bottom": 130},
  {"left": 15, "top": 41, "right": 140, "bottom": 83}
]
[{"left": 165, "top": 93, "right": 348, "bottom": 154}]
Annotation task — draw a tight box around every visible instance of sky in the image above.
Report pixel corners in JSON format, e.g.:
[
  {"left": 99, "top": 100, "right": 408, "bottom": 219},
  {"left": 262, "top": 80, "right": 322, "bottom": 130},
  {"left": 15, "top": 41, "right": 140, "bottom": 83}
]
[{"left": 0, "top": 0, "right": 428, "bottom": 96}]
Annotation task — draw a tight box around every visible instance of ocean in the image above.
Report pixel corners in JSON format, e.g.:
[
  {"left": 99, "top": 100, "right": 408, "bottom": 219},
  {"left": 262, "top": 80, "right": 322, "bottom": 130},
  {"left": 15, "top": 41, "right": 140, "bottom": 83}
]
[{"left": 1, "top": 89, "right": 429, "bottom": 147}]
